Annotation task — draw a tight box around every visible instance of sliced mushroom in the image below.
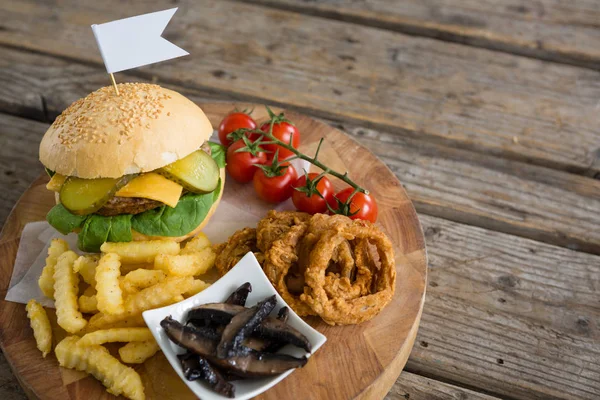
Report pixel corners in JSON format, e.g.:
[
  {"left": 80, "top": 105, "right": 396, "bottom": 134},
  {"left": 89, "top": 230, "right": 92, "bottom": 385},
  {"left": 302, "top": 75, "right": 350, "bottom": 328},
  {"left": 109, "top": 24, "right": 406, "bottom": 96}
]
[
  {"left": 177, "top": 351, "right": 234, "bottom": 398},
  {"left": 277, "top": 306, "right": 289, "bottom": 323},
  {"left": 178, "top": 351, "right": 203, "bottom": 381},
  {"left": 243, "top": 336, "right": 270, "bottom": 352},
  {"left": 225, "top": 282, "right": 252, "bottom": 306},
  {"left": 188, "top": 303, "right": 245, "bottom": 325},
  {"left": 189, "top": 303, "right": 310, "bottom": 352},
  {"left": 162, "top": 316, "right": 307, "bottom": 377},
  {"left": 216, "top": 295, "right": 277, "bottom": 359},
  {"left": 184, "top": 322, "right": 222, "bottom": 341},
  {"left": 255, "top": 317, "right": 311, "bottom": 352}
]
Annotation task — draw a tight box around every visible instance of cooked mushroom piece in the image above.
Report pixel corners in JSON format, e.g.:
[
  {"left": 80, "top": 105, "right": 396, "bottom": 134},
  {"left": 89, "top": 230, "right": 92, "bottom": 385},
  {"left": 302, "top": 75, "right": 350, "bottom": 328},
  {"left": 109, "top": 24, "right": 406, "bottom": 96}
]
[
  {"left": 183, "top": 322, "right": 222, "bottom": 341},
  {"left": 178, "top": 351, "right": 203, "bottom": 381},
  {"left": 217, "top": 295, "right": 277, "bottom": 359},
  {"left": 188, "top": 303, "right": 311, "bottom": 352},
  {"left": 177, "top": 351, "right": 235, "bottom": 398},
  {"left": 243, "top": 336, "right": 271, "bottom": 352},
  {"left": 188, "top": 303, "right": 245, "bottom": 325},
  {"left": 162, "top": 316, "right": 307, "bottom": 377},
  {"left": 225, "top": 282, "right": 252, "bottom": 306},
  {"left": 277, "top": 306, "right": 289, "bottom": 323},
  {"left": 255, "top": 316, "right": 312, "bottom": 352}
]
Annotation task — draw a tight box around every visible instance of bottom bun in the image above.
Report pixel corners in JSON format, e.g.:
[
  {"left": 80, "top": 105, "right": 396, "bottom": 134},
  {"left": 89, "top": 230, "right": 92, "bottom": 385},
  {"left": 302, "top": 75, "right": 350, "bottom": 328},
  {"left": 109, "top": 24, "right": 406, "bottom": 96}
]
[{"left": 130, "top": 168, "right": 225, "bottom": 242}]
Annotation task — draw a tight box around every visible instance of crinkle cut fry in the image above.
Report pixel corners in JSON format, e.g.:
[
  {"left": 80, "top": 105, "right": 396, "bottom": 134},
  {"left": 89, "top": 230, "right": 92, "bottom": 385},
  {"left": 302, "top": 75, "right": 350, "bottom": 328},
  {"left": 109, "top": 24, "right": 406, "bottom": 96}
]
[{"left": 55, "top": 336, "right": 145, "bottom": 400}]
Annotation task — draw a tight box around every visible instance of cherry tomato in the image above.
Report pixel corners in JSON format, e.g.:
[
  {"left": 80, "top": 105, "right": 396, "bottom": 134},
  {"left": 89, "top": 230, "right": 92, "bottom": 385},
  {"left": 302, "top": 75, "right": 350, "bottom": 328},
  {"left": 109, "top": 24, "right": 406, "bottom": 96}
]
[
  {"left": 260, "top": 121, "right": 300, "bottom": 160},
  {"left": 292, "top": 173, "right": 334, "bottom": 214},
  {"left": 328, "top": 187, "right": 378, "bottom": 223},
  {"left": 226, "top": 139, "right": 267, "bottom": 183},
  {"left": 218, "top": 112, "right": 257, "bottom": 147},
  {"left": 253, "top": 162, "right": 298, "bottom": 203}
]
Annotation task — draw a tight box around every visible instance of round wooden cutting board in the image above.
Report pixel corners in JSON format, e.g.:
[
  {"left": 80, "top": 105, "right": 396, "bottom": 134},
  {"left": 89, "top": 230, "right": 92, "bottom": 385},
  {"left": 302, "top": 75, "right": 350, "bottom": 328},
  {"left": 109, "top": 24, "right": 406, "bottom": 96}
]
[{"left": 0, "top": 104, "right": 427, "bottom": 400}]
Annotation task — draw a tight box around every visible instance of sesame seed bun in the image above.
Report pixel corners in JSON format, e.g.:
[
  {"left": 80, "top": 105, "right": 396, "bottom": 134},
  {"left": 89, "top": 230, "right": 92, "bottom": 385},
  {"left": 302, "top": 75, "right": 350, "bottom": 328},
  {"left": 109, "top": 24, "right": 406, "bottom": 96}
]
[{"left": 39, "top": 83, "right": 213, "bottom": 179}]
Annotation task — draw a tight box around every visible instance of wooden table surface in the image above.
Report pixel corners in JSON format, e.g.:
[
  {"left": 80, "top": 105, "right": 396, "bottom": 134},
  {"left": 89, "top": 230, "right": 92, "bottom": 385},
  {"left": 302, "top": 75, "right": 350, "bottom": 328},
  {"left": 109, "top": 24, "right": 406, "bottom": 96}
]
[{"left": 0, "top": 1, "right": 598, "bottom": 399}]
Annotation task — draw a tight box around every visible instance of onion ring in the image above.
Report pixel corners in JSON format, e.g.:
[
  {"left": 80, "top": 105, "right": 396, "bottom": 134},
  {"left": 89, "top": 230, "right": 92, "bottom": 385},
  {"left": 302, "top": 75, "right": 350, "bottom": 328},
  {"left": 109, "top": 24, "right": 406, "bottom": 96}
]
[
  {"left": 301, "top": 224, "right": 396, "bottom": 325},
  {"left": 264, "top": 223, "right": 316, "bottom": 316},
  {"left": 214, "top": 228, "right": 263, "bottom": 276},
  {"left": 256, "top": 210, "right": 310, "bottom": 253}
]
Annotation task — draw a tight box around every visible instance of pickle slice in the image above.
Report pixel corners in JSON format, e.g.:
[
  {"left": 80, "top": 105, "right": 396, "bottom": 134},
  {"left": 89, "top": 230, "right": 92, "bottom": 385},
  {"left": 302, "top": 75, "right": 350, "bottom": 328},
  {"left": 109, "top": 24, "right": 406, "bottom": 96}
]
[
  {"left": 159, "top": 149, "right": 219, "bottom": 194},
  {"left": 60, "top": 175, "right": 134, "bottom": 215}
]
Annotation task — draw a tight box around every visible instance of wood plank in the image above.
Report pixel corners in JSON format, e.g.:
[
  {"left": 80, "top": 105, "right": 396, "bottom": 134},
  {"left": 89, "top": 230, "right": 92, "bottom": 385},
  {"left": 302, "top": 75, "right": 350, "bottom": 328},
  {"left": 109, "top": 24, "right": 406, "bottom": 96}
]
[
  {"left": 0, "top": 358, "right": 502, "bottom": 400},
  {"left": 0, "top": 47, "right": 230, "bottom": 123},
  {"left": 243, "top": 0, "right": 600, "bottom": 70},
  {"left": 0, "top": 112, "right": 45, "bottom": 227},
  {"left": 413, "top": 214, "right": 600, "bottom": 400},
  {"left": 0, "top": 351, "right": 26, "bottom": 400},
  {"left": 335, "top": 121, "right": 600, "bottom": 254},
  {"left": 386, "top": 372, "right": 500, "bottom": 400},
  {"left": 1, "top": 52, "right": 599, "bottom": 255},
  {"left": 0, "top": 1, "right": 599, "bottom": 175}
]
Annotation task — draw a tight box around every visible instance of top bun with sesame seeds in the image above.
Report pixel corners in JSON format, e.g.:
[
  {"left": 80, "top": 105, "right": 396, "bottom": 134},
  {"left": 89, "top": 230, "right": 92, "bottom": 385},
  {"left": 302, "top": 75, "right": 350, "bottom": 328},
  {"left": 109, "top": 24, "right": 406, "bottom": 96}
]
[{"left": 39, "top": 83, "right": 213, "bottom": 178}]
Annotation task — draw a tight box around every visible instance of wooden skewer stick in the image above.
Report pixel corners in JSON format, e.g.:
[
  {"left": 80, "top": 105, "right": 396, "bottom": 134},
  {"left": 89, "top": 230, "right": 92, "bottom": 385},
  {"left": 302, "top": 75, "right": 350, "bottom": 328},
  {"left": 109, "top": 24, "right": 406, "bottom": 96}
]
[{"left": 109, "top": 73, "right": 120, "bottom": 95}]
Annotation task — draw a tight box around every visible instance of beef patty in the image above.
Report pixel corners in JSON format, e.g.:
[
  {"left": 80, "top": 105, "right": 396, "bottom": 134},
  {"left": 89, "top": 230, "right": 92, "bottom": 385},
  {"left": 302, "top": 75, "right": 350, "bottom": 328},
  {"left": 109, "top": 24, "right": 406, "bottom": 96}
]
[{"left": 96, "top": 196, "right": 164, "bottom": 216}]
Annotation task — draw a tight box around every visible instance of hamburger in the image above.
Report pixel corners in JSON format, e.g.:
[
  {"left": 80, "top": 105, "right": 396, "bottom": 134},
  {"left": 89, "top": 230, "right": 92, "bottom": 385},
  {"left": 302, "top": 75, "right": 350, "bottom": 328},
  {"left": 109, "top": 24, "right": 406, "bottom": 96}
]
[{"left": 40, "top": 83, "right": 225, "bottom": 252}]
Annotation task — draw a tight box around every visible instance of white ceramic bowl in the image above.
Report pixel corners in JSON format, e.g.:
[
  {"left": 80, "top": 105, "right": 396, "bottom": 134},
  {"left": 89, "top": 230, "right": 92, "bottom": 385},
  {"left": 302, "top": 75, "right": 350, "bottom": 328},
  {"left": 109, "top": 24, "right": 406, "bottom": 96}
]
[{"left": 143, "top": 252, "right": 327, "bottom": 400}]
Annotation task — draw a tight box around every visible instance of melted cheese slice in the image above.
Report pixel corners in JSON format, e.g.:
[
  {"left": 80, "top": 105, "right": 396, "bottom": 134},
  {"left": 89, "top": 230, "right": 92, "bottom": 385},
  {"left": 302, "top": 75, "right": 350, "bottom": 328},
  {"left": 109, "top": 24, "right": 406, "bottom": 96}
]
[
  {"left": 115, "top": 173, "right": 183, "bottom": 208},
  {"left": 46, "top": 174, "right": 66, "bottom": 192}
]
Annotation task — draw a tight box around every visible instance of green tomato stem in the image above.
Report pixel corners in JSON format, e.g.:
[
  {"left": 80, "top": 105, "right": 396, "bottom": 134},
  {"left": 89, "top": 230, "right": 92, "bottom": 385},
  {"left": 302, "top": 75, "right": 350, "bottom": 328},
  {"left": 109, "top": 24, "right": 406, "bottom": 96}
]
[{"left": 260, "top": 124, "right": 369, "bottom": 195}]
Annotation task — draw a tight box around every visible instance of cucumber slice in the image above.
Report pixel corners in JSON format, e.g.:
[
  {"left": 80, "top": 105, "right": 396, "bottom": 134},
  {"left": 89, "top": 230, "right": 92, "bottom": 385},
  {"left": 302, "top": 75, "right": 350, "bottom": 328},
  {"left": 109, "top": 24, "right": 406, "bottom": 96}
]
[
  {"left": 60, "top": 175, "right": 134, "bottom": 215},
  {"left": 159, "top": 149, "right": 219, "bottom": 194}
]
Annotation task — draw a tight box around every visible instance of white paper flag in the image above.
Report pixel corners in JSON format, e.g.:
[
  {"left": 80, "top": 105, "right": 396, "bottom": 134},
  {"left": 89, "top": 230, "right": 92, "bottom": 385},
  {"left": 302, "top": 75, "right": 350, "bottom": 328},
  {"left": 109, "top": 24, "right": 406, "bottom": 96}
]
[{"left": 91, "top": 8, "right": 188, "bottom": 74}]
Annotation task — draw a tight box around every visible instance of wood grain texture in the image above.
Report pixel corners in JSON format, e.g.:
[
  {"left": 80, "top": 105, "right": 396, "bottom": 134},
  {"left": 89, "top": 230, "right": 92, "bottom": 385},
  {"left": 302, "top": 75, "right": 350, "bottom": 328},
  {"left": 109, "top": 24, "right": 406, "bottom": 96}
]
[
  {"left": 413, "top": 214, "right": 600, "bottom": 400},
  {"left": 385, "top": 372, "right": 500, "bottom": 400},
  {"left": 0, "top": 105, "right": 427, "bottom": 400},
  {"left": 0, "top": 1, "right": 599, "bottom": 175},
  {"left": 0, "top": 113, "right": 46, "bottom": 227},
  {"left": 334, "top": 121, "right": 600, "bottom": 254},
  {"left": 0, "top": 351, "right": 26, "bottom": 400},
  {"left": 242, "top": 0, "right": 600, "bottom": 70}
]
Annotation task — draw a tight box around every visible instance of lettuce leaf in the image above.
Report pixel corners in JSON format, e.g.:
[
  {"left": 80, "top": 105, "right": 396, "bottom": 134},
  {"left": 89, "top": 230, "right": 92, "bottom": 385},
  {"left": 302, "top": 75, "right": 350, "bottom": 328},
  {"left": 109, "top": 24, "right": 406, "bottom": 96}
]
[
  {"left": 46, "top": 204, "right": 86, "bottom": 235},
  {"left": 131, "top": 179, "right": 220, "bottom": 237},
  {"left": 77, "top": 214, "right": 133, "bottom": 252},
  {"left": 208, "top": 142, "right": 226, "bottom": 168}
]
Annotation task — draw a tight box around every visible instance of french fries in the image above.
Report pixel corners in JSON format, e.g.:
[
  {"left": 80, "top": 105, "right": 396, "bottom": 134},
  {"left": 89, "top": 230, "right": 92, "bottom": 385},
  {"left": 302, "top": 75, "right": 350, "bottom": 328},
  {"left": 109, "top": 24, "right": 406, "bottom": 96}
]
[
  {"left": 38, "top": 238, "right": 69, "bottom": 299},
  {"left": 32, "top": 233, "right": 217, "bottom": 399},
  {"left": 87, "top": 277, "right": 193, "bottom": 332},
  {"left": 55, "top": 336, "right": 145, "bottom": 400},
  {"left": 123, "top": 269, "right": 166, "bottom": 292},
  {"left": 78, "top": 328, "right": 153, "bottom": 347},
  {"left": 96, "top": 253, "right": 125, "bottom": 315},
  {"left": 119, "top": 340, "right": 160, "bottom": 364},
  {"left": 180, "top": 232, "right": 211, "bottom": 254},
  {"left": 86, "top": 313, "right": 147, "bottom": 333},
  {"left": 125, "top": 276, "right": 194, "bottom": 314},
  {"left": 100, "top": 240, "right": 180, "bottom": 264},
  {"left": 154, "top": 247, "right": 216, "bottom": 277},
  {"left": 120, "top": 263, "right": 152, "bottom": 275},
  {"left": 25, "top": 299, "right": 52, "bottom": 357},
  {"left": 73, "top": 255, "right": 99, "bottom": 286},
  {"left": 171, "top": 294, "right": 185, "bottom": 303},
  {"left": 78, "top": 294, "right": 98, "bottom": 313},
  {"left": 53, "top": 251, "right": 87, "bottom": 333},
  {"left": 184, "top": 279, "right": 210, "bottom": 298}
]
